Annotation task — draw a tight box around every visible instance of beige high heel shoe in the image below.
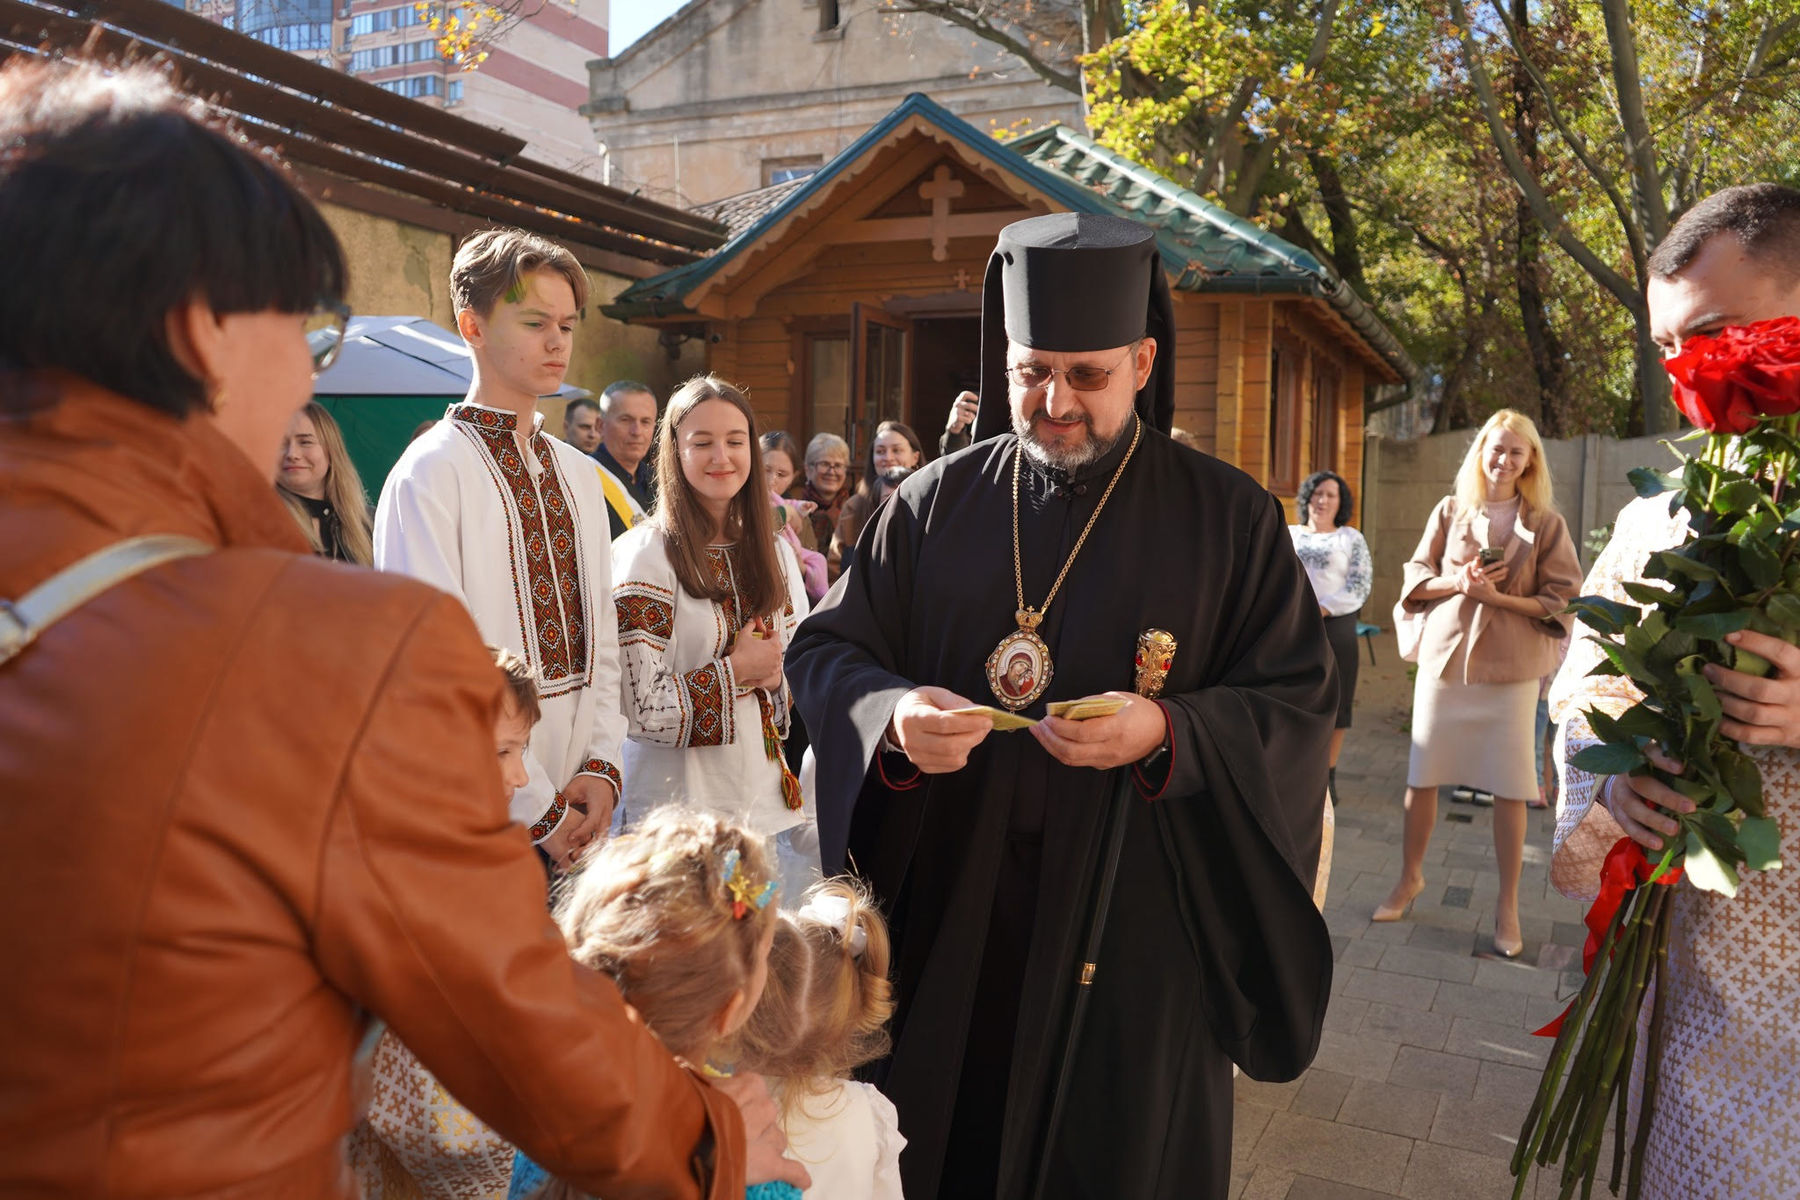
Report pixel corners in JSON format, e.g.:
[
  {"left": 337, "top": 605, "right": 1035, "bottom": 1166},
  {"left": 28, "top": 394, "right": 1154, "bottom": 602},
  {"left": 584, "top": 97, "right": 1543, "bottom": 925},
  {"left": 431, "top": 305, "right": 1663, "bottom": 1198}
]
[{"left": 1372, "top": 879, "right": 1425, "bottom": 923}]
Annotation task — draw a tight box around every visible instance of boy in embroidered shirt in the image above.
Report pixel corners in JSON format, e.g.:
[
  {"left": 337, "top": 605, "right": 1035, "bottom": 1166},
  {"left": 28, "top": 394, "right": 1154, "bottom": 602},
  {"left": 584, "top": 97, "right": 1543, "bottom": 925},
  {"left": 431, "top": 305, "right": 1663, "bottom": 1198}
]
[{"left": 374, "top": 228, "right": 624, "bottom": 869}]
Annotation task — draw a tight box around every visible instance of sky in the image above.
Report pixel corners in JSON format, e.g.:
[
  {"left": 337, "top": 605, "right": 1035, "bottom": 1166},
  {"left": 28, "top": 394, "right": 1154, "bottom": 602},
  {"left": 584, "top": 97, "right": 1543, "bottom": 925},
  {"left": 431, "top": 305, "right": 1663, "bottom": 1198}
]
[{"left": 608, "top": 0, "right": 688, "bottom": 55}]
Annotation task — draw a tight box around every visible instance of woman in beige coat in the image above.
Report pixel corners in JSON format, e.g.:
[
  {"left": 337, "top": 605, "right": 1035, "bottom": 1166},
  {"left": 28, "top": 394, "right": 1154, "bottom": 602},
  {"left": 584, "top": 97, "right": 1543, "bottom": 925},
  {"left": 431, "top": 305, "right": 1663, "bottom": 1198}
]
[{"left": 1375, "top": 410, "right": 1581, "bottom": 957}]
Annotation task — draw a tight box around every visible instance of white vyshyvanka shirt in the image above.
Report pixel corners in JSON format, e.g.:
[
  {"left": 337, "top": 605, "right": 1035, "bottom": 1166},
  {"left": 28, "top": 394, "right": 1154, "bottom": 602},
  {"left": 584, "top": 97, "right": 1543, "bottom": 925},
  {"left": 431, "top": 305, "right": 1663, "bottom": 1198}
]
[
  {"left": 1287, "top": 524, "right": 1374, "bottom": 617},
  {"left": 373, "top": 402, "right": 626, "bottom": 841},
  {"left": 612, "top": 523, "right": 810, "bottom": 836}
]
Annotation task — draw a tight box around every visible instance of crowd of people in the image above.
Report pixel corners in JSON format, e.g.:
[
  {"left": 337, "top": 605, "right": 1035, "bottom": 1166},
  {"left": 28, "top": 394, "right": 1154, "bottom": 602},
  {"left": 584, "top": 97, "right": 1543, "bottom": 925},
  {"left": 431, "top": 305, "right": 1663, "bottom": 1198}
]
[{"left": 7, "top": 49, "right": 1800, "bottom": 1200}]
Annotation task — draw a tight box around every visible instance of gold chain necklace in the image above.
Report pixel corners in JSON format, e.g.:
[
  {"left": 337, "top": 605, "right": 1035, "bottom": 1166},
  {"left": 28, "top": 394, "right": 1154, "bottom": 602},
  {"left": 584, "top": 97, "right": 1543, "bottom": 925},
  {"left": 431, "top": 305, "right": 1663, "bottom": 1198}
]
[{"left": 986, "top": 418, "right": 1142, "bottom": 710}]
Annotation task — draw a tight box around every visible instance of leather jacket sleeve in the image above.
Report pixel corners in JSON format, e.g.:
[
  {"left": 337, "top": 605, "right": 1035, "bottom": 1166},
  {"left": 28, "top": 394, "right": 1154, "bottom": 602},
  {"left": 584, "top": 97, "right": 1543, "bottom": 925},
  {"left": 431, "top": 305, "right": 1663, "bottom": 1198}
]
[{"left": 310, "top": 592, "right": 745, "bottom": 1200}]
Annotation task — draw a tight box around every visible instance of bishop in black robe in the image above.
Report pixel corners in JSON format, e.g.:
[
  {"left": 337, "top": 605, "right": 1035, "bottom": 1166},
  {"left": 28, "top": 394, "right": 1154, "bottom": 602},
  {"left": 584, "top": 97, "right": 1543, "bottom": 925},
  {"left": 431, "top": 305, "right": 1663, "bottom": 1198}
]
[{"left": 786, "top": 213, "right": 1336, "bottom": 1200}]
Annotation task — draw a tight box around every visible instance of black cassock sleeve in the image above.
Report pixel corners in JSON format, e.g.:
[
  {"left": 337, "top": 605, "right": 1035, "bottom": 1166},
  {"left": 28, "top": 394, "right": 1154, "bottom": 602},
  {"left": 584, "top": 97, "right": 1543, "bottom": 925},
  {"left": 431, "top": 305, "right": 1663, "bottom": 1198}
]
[
  {"left": 786, "top": 474, "right": 928, "bottom": 874},
  {"left": 1151, "top": 493, "right": 1337, "bottom": 1082}
]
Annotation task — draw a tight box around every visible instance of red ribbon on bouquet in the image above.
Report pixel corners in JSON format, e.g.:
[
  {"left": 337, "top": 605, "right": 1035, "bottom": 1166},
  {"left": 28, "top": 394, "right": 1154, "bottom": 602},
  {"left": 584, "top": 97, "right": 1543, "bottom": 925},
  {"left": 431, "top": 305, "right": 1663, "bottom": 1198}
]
[{"left": 1532, "top": 837, "right": 1684, "bottom": 1038}]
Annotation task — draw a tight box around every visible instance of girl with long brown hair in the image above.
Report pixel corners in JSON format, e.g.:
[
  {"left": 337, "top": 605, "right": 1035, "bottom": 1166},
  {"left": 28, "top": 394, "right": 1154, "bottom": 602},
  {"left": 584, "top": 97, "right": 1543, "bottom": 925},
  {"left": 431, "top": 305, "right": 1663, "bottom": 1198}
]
[{"left": 612, "top": 376, "right": 815, "bottom": 895}]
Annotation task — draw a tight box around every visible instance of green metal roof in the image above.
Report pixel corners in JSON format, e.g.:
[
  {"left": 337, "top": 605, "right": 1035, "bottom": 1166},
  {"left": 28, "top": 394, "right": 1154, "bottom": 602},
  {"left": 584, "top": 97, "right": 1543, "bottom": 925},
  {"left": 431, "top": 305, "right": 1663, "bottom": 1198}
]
[
  {"left": 1009, "top": 124, "right": 1416, "bottom": 381},
  {"left": 606, "top": 93, "right": 1415, "bottom": 382}
]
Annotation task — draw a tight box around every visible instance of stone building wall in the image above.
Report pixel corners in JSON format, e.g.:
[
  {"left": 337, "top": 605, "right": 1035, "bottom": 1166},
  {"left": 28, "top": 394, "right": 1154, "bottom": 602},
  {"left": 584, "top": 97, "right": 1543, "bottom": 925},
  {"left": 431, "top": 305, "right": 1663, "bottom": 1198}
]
[{"left": 587, "top": 0, "right": 1083, "bottom": 207}]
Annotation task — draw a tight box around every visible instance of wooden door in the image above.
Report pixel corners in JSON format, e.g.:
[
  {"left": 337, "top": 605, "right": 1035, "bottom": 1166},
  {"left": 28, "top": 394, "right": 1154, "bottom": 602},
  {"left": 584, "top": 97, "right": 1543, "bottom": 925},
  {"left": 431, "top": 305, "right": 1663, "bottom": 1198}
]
[{"left": 849, "top": 303, "right": 911, "bottom": 462}]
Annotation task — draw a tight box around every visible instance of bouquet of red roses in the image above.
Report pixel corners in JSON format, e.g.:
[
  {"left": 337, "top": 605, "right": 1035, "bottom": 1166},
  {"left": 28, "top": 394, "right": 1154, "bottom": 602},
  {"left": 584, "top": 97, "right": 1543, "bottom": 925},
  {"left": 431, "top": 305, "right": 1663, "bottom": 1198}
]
[{"left": 1511, "top": 316, "right": 1800, "bottom": 1199}]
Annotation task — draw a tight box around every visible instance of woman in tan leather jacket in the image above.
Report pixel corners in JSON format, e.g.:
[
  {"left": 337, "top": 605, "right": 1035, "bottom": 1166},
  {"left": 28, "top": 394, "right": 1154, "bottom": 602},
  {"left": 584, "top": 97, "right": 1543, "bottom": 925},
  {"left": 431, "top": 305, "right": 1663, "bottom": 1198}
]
[
  {"left": 1373, "top": 411, "right": 1581, "bottom": 959},
  {"left": 0, "top": 58, "right": 804, "bottom": 1199}
]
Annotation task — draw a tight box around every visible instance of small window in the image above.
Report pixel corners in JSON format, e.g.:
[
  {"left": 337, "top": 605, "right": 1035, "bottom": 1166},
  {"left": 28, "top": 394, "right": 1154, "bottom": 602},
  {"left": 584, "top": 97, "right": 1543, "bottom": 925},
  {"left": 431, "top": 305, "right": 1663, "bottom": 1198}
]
[
  {"left": 1311, "top": 359, "right": 1342, "bottom": 479},
  {"left": 1267, "top": 336, "right": 1303, "bottom": 495},
  {"left": 763, "top": 155, "right": 822, "bottom": 187},
  {"left": 819, "top": 0, "right": 840, "bottom": 31}
]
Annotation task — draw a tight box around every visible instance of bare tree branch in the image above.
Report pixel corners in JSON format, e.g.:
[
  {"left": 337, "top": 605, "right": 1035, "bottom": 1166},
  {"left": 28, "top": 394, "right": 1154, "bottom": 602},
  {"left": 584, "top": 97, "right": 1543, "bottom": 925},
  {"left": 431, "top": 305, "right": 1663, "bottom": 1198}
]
[
  {"left": 1732, "top": 12, "right": 1800, "bottom": 106},
  {"left": 1446, "top": 0, "right": 1637, "bottom": 305},
  {"left": 881, "top": 0, "right": 1083, "bottom": 93},
  {"left": 1600, "top": 0, "right": 1669, "bottom": 248},
  {"left": 1488, "top": 0, "right": 1643, "bottom": 270}
]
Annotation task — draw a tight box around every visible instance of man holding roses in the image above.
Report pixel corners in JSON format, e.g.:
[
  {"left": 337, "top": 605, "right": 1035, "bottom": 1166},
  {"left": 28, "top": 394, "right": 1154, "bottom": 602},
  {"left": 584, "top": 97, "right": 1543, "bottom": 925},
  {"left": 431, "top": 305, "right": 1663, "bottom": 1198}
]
[{"left": 1547, "top": 182, "right": 1800, "bottom": 1198}]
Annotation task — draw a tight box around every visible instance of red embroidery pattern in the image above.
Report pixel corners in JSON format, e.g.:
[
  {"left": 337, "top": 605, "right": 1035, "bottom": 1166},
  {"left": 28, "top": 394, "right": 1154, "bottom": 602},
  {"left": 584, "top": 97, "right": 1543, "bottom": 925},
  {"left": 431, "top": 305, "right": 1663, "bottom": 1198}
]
[
  {"left": 576, "top": 758, "right": 622, "bottom": 797},
  {"left": 704, "top": 546, "right": 743, "bottom": 642},
  {"left": 686, "top": 661, "right": 730, "bottom": 747},
  {"left": 529, "top": 792, "right": 568, "bottom": 842},
  {"left": 615, "top": 588, "right": 675, "bottom": 645},
  {"left": 450, "top": 405, "right": 590, "bottom": 698}
]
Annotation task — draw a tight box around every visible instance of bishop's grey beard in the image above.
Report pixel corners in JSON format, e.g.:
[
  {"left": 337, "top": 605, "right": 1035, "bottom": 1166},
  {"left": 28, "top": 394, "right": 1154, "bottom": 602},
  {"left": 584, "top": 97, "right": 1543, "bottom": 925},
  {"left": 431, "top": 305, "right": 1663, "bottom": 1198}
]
[{"left": 1012, "top": 407, "right": 1127, "bottom": 471}]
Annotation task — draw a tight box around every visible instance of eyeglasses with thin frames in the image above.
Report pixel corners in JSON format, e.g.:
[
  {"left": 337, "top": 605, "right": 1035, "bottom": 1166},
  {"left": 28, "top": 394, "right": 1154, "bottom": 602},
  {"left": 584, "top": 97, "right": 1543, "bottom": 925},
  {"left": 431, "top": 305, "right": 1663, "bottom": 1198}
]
[
  {"left": 1003, "top": 345, "right": 1137, "bottom": 393},
  {"left": 304, "top": 300, "right": 353, "bottom": 376}
]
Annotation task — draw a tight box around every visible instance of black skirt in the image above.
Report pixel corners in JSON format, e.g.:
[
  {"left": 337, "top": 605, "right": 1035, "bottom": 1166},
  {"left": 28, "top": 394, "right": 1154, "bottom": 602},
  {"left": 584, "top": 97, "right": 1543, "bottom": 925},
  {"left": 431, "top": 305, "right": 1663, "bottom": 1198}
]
[{"left": 1323, "top": 612, "right": 1360, "bottom": 729}]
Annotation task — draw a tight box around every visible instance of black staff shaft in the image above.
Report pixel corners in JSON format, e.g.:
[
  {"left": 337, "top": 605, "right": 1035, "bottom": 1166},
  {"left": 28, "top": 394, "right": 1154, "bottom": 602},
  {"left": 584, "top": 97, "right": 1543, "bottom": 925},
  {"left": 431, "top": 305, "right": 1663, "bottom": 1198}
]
[{"left": 1031, "top": 767, "right": 1136, "bottom": 1199}]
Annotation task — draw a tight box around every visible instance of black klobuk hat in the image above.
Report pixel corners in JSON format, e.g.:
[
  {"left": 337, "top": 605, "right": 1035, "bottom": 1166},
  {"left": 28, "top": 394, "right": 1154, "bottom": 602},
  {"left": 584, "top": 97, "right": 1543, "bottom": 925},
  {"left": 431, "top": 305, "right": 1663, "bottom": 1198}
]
[{"left": 971, "top": 211, "right": 1177, "bottom": 442}]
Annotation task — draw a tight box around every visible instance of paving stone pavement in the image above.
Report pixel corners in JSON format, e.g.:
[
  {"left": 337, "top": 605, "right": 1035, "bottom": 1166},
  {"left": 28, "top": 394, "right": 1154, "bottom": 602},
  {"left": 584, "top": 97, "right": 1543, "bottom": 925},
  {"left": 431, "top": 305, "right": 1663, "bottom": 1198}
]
[{"left": 1229, "top": 632, "right": 1588, "bottom": 1200}]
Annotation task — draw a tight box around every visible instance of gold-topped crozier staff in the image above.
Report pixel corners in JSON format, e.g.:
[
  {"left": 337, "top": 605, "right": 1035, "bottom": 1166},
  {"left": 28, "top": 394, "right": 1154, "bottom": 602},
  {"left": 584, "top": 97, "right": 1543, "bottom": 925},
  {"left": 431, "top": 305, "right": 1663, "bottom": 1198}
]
[{"left": 1033, "top": 629, "right": 1178, "bottom": 1198}]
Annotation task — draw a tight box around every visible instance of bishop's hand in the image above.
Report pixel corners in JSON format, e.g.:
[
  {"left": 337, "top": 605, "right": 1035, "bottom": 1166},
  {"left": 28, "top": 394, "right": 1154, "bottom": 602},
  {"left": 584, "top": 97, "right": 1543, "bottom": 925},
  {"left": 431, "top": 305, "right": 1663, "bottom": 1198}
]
[
  {"left": 890, "top": 686, "right": 993, "bottom": 773},
  {"left": 1030, "top": 692, "right": 1167, "bottom": 770}
]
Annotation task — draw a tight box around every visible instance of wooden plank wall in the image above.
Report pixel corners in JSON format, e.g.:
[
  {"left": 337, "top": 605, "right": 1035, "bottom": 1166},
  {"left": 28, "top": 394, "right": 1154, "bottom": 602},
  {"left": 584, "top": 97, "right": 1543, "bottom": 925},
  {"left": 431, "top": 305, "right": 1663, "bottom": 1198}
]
[
  {"left": 1339, "top": 363, "right": 1367, "bottom": 523},
  {"left": 705, "top": 238, "right": 1378, "bottom": 496},
  {"left": 1169, "top": 296, "right": 1220, "bottom": 452},
  {"left": 1235, "top": 299, "right": 1273, "bottom": 485},
  {"left": 710, "top": 235, "right": 995, "bottom": 439}
]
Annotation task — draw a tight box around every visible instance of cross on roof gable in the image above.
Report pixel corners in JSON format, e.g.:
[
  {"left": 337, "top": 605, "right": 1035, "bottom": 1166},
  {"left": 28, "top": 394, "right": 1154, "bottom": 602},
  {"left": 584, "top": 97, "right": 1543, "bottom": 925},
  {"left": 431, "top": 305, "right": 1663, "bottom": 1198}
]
[{"left": 605, "top": 93, "right": 1416, "bottom": 382}]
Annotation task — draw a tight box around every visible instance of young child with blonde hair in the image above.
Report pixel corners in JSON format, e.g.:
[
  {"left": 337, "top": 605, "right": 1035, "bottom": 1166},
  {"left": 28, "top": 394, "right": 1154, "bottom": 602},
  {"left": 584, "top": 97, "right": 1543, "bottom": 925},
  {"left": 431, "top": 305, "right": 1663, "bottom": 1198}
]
[
  {"left": 513, "top": 809, "right": 793, "bottom": 1200},
  {"left": 736, "top": 878, "right": 905, "bottom": 1200}
]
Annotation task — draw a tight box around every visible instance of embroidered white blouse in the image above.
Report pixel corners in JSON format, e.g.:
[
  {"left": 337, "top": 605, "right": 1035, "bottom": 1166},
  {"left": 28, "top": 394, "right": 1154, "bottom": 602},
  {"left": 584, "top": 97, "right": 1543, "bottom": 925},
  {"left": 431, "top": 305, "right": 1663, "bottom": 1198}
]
[
  {"left": 1287, "top": 523, "right": 1374, "bottom": 617},
  {"left": 612, "top": 523, "right": 810, "bottom": 836},
  {"left": 372, "top": 402, "right": 626, "bottom": 840}
]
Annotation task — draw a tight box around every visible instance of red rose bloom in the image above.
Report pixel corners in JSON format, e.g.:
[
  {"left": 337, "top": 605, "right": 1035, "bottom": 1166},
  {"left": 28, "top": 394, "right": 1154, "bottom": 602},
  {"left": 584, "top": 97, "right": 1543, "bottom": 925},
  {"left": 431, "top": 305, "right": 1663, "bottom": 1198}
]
[{"left": 1664, "top": 316, "right": 1800, "bottom": 433}]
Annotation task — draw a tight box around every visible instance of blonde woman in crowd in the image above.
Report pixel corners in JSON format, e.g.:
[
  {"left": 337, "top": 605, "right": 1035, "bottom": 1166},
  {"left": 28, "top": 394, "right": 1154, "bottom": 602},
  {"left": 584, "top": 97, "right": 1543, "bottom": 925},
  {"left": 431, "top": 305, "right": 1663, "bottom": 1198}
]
[
  {"left": 1375, "top": 410, "right": 1581, "bottom": 958},
  {"left": 276, "top": 401, "right": 373, "bottom": 564}
]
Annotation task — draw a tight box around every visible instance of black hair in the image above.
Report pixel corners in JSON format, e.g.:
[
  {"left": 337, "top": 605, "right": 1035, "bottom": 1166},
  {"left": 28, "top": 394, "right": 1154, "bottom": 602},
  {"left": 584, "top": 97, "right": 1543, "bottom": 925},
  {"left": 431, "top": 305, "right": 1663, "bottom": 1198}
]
[
  {"left": 1648, "top": 183, "right": 1800, "bottom": 283},
  {"left": 564, "top": 396, "right": 601, "bottom": 418},
  {"left": 0, "top": 58, "right": 347, "bottom": 417},
  {"left": 1297, "top": 470, "right": 1354, "bottom": 528}
]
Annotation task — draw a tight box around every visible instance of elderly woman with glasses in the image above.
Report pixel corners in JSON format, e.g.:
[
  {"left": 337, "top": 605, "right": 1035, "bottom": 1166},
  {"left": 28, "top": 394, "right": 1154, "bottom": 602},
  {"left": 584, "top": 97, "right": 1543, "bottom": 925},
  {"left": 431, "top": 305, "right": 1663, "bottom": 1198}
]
[{"left": 801, "top": 431, "right": 852, "bottom": 575}]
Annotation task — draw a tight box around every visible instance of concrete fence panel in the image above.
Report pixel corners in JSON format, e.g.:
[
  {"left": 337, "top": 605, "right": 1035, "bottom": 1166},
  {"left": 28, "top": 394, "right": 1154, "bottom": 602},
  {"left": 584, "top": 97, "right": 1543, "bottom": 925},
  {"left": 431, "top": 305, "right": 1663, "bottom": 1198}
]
[{"left": 1360, "top": 431, "right": 1673, "bottom": 626}]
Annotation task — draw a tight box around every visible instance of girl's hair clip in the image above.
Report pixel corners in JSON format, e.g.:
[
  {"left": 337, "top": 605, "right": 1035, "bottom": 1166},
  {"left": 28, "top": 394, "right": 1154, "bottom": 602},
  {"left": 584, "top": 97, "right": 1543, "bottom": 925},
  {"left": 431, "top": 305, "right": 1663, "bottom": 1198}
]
[
  {"left": 721, "top": 847, "right": 776, "bottom": 919},
  {"left": 797, "top": 893, "right": 869, "bottom": 958}
]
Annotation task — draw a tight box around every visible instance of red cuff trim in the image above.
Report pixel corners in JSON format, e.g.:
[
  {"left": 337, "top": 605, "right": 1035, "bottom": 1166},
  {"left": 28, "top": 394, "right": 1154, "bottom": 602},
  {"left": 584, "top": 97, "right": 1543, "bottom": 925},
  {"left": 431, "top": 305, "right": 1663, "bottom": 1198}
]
[
  {"left": 1132, "top": 700, "right": 1176, "bottom": 801},
  {"left": 529, "top": 792, "right": 570, "bottom": 842},
  {"left": 576, "top": 758, "right": 623, "bottom": 797},
  {"left": 876, "top": 750, "right": 923, "bottom": 792}
]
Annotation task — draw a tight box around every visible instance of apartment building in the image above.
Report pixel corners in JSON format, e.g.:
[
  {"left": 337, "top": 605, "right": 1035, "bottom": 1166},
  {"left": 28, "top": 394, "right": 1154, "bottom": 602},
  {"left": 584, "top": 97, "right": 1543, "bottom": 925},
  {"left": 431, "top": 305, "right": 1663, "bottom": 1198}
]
[{"left": 176, "top": 0, "right": 607, "bottom": 174}]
